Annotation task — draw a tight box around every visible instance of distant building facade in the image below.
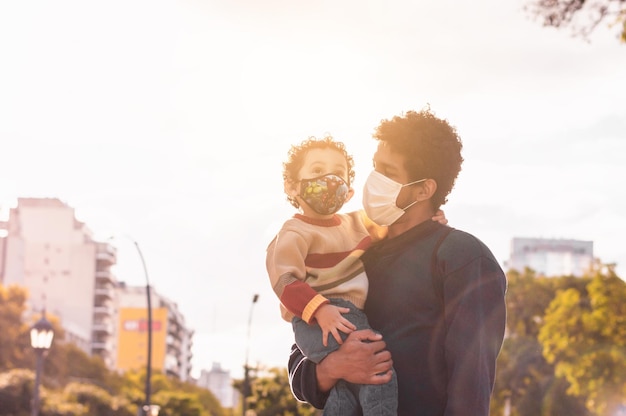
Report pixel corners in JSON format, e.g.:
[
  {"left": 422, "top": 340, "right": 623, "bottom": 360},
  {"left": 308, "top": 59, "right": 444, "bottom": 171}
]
[
  {"left": 0, "top": 197, "right": 194, "bottom": 380},
  {"left": 507, "top": 237, "right": 594, "bottom": 277},
  {"left": 0, "top": 198, "right": 118, "bottom": 367},
  {"left": 197, "top": 362, "right": 239, "bottom": 409},
  {"left": 117, "top": 284, "right": 194, "bottom": 381}
]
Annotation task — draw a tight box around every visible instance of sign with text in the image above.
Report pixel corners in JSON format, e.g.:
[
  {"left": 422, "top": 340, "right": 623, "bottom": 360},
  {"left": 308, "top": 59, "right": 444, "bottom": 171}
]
[{"left": 115, "top": 307, "right": 168, "bottom": 372}]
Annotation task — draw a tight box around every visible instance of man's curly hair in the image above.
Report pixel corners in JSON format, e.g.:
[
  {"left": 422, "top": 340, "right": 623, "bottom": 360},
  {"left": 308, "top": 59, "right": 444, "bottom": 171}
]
[
  {"left": 374, "top": 108, "right": 463, "bottom": 210},
  {"left": 283, "top": 135, "right": 355, "bottom": 210}
]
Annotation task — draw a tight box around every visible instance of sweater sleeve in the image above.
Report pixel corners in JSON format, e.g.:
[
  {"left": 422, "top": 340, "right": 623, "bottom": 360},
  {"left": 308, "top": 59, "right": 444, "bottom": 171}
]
[
  {"left": 440, "top": 247, "right": 507, "bottom": 416},
  {"left": 266, "top": 226, "right": 329, "bottom": 322}
]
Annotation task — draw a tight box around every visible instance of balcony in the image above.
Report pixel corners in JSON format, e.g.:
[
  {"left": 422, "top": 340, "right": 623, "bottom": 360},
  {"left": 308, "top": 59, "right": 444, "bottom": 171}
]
[
  {"left": 165, "top": 355, "right": 181, "bottom": 377},
  {"left": 94, "top": 285, "right": 114, "bottom": 301},
  {"left": 93, "top": 305, "right": 112, "bottom": 317},
  {"left": 167, "top": 343, "right": 181, "bottom": 357},
  {"left": 91, "top": 340, "right": 111, "bottom": 351},
  {"left": 95, "top": 269, "right": 114, "bottom": 284},
  {"left": 95, "top": 242, "right": 117, "bottom": 265},
  {"left": 93, "top": 320, "right": 114, "bottom": 335},
  {"left": 167, "top": 334, "right": 182, "bottom": 348}
]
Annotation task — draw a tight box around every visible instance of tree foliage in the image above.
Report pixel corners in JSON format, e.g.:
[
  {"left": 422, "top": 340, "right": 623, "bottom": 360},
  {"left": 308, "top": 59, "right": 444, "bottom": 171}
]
[
  {"left": 59, "top": 382, "right": 133, "bottom": 416},
  {"left": 240, "top": 367, "right": 319, "bottom": 416},
  {"left": 525, "top": 0, "right": 626, "bottom": 42},
  {"left": 539, "top": 264, "right": 626, "bottom": 415},
  {"left": 0, "top": 368, "right": 34, "bottom": 416},
  {"left": 0, "top": 282, "right": 224, "bottom": 416},
  {"left": 0, "top": 285, "right": 31, "bottom": 371},
  {"left": 149, "top": 370, "right": 225, "bottom": 416},
  {"left": 492, "top": 268, "right": 590, "bottom": 416}
]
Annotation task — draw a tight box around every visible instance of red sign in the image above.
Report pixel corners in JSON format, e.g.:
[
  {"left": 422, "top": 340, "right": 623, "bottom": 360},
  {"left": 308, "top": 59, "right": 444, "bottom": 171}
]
[{"left": 123, "top": 319, "right": 162, "bottom": 332}]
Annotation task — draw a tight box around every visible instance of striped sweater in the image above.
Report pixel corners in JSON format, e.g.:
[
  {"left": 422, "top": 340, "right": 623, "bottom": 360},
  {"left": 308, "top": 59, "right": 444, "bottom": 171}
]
[{"left": 266, "top": 210, "right": 386, "bottom": 323}]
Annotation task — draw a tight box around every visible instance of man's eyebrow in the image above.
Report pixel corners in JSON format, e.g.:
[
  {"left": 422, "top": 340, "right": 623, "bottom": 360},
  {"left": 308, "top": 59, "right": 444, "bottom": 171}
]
[{"left": 374, "top": 159, "right": 393, "bottom": 170}]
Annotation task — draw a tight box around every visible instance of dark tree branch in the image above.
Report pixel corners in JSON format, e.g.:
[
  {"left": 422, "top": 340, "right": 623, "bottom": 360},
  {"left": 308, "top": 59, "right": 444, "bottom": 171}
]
[{"left": 525, "top": 0, "right": 626, "bottom": 41}]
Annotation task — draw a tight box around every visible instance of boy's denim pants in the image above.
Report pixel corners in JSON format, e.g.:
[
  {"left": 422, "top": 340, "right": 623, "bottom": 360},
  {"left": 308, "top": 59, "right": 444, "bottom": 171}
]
[{"left": 292, "top": 298, "right": 398, "bottom": 416}]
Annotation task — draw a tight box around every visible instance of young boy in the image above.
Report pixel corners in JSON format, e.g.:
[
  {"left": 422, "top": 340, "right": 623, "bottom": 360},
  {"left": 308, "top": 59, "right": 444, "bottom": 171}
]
[{"left": 266, "top": 136, "right": 446, "bottom": 415}]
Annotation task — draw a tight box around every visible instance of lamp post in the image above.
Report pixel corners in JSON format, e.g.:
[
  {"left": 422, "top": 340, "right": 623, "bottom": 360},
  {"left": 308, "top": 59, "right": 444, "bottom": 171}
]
[
  {"left": 132, "top": 240, "right": 153, "bottom": 416},
  {"left": 30, "top": 310, "right": 54, "bottom": 416},
  {"left": 242, "top": 294, "right": 259, "bottom": 416},
  {"left": 142, "top": 404, "right": 160, "bottom": 416},
  {"left": 110, "top": 235, "right": 154, "bottom": 416}
]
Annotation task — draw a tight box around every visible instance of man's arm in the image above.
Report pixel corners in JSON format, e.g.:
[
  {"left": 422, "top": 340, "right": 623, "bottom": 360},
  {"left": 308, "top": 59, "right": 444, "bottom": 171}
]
[
  {"left": 288, "top": 329, "right": 394, "bottom": 408},
  {"left": 443, "top": 253, "right": 507, "bottom": 416}
]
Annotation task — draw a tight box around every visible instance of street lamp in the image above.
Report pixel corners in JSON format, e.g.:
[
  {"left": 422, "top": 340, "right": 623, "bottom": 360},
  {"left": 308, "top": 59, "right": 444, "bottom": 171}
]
[
  {"left": 242, "top": 294, "right": 259, "bottom": 416},
  {"left": 132, "top": 240, "right": 154, "bottom": 416},
  {"left": 142, "top": 404, "right": 160, "bottom": 416},
  {"left": 109, "top": 235, "right": 153, "bottom": 416},
  {"left": 30, "top": 310, "right": 54, "bottom": 416}
]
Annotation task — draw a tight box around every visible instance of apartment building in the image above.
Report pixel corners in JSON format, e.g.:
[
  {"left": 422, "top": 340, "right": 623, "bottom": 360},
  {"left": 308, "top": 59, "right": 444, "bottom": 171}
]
[
  {"left": 0, "top": 197, "right": 118, "bottom": 367},
  {"left": 116, "top": 283, "right": 194, "bottom": 381},
  {"left": 507, "top": 237, "right": 594, "bottom": 277},
  {"left": 0, "top": 197, "right": 194, "bottom": 380}
]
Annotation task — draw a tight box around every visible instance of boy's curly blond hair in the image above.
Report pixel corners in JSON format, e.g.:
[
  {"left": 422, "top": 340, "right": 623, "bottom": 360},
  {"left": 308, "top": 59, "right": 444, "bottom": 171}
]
[{"left": 282, "top": 135, "right": 355, "bottom": 210}]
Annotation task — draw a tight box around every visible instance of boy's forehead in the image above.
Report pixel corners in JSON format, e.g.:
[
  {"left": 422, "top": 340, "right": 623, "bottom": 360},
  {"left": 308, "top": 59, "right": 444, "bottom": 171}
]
[{"left": 303, "top": 147, "right": 347, "bottom": 167}]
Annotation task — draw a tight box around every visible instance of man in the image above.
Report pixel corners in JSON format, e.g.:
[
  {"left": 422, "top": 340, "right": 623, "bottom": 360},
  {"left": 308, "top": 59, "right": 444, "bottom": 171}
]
[{"left": 288, "top": 108, "right": 507, "bottom": 416}]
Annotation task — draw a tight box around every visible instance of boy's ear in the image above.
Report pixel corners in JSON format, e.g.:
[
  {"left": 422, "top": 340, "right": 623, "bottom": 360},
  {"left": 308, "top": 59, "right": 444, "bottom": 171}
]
[
  {"left": 344, "top": 187, "right": 355, "bottom": 204},
  {"left": 284, "top": 179, "right": 299, "bottom": 196}
]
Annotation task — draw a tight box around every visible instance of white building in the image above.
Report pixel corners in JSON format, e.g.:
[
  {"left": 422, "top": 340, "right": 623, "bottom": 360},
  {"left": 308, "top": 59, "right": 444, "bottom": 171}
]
[
  {"left": 0, "top": 197, "right": 194, "bottom": 379},
  {"left": 506, "top": 237, "right": 594, "bottom": 277},
  {"left": 197, "top": 362, "right": 239, "bottom": 409},
  {"left": 0, "top": 197, "right": 118, "bottom": 367}
]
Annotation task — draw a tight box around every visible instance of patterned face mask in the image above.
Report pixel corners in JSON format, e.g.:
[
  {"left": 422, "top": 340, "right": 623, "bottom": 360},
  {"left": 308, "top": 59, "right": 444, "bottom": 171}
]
[{"left": 299, "top": 174, "right": 350, "bottom": 215}]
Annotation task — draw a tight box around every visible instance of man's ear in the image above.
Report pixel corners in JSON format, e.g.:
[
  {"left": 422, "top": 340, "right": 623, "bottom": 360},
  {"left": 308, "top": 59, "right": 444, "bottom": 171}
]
[{"left": 416, "top": 179, "right": 437, "bottom": 201}]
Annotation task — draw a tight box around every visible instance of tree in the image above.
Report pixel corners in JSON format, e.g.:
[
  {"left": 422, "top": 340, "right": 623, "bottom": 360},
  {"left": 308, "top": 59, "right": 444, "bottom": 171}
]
[
  {"left": 60, "top": 382, "right": 134, "bottom": 416},
  {"left": 245, "top": 367, "right": 318, "bottom": 416},
  {"left": 525, "top": 0, "right": 626, "bottom": 42},
  {"left": 505, "top": 268, "right": 558, "bottom": 338},
  {"left": 0, "top": 284, "right": 31, "bottom": 371},
  {"left": 492, "top": 269, "right": 590, "bottom": 415},
  {"left": 120, "top": 369, "right": 225, "bottom": 416},
  {"left": 0, "top": 281, "right": 225, "bottom": 416},
  {"left": 44, "top": 342, "right": 110, "bottom": 389},
  {"left": 0, "top": 368, "right": 33, "bottom": 416},
  {"left": 539, "top": 263, "right": 626, "bottom": 415},
  {"left": 152, "top": 390, "right": 206, "bottom": 416}
]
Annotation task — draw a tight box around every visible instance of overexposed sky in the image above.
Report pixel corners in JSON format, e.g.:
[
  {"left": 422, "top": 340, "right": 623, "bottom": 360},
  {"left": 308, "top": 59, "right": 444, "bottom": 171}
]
[{"left": 1, "top": 0, "right": 625, "bottom": 379}]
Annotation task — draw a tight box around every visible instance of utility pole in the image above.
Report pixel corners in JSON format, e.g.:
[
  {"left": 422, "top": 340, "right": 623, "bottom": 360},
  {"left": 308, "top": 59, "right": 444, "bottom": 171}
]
[{"left": 242, "top": 294, "right": 259, "bottom": 416}]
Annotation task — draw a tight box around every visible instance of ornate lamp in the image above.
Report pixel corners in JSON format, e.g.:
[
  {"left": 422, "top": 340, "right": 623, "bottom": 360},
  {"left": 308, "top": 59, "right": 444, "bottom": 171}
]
[{"left": 30, "top": 311, "right": 54, "bottom": 416}]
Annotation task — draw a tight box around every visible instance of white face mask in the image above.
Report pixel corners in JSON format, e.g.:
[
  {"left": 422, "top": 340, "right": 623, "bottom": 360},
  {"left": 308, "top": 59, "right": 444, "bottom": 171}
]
[{"left": 362, "top": 170, "right": 426, "bottom": 226}]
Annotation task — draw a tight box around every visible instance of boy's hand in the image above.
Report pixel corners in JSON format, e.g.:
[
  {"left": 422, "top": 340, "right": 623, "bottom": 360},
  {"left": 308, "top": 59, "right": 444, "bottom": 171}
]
[
  {"left": 314, "top": 304, "right": 357, "bottom": 346},
  {"left": 432, "top": 209, "right": 448, "bottom": 225}
]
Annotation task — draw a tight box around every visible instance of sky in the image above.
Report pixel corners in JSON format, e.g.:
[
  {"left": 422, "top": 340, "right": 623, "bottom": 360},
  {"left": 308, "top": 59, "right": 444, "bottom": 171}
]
[{"left": 1, "top": 0, "right": 625, "bottom": 380}]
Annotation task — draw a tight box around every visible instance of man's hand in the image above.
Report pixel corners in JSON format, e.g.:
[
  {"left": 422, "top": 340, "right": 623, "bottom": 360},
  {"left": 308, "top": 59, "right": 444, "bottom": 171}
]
[
  {"left": 315, "top": 329, "right": 393, "bottom": 392},
  {"left": 314, "top": 304, "right": 357, "bottom": 346}
]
